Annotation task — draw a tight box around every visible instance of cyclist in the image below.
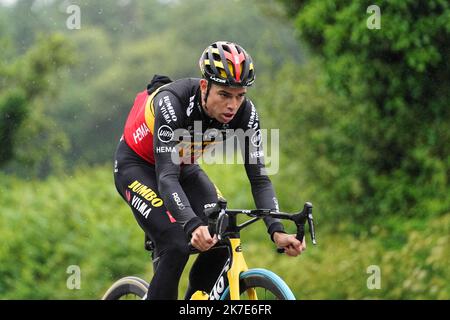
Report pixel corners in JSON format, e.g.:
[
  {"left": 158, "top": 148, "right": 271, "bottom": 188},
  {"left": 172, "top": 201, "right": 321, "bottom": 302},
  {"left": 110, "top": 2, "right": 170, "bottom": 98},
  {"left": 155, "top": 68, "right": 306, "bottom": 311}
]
[{"left": 113, "top": 41, "right": 305, "bottom": 300}]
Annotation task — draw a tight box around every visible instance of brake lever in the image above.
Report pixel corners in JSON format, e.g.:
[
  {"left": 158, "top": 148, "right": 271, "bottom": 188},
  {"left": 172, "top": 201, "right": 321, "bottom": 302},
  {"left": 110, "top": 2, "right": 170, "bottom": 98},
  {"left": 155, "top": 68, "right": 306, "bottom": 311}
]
[
  {"left": 205, "top": 199, "right": 228, "bottom": 239},
  {"left": 216, "top": 211, "right": 229, "bottom": 240},
  {"left": 306, "top": 203, "right": 317, "bottom": 245},
  {"left": 276, "top": 202, "right": 317, "bottom": 254}
]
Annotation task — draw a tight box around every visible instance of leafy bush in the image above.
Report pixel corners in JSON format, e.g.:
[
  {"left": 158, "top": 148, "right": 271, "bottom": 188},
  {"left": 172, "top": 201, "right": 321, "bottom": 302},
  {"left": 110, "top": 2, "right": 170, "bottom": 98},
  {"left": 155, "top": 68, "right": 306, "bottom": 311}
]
[
  {"left": 0, "top": 166, "right": 148, "bottom": 299},
  {"left": 274, "top": 0, "right": 450, "bottom": 224},
  {"left": 1, "top": 166, "right": 448, "bottom": 299}
]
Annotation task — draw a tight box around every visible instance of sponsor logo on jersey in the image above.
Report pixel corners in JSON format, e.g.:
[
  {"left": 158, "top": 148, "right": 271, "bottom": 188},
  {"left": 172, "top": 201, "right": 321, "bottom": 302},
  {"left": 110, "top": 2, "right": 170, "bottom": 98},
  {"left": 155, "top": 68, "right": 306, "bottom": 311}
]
[
  {"left": 247, "top": 102, "right": 259, "bottom": 130},
  {"left": 127, "top": 180, "right": 164, "bottom": 207},
  {"left": 204, "top": 203, "right": 217, "bottom": 209},
  {"left": 177, "top": 140, "right": 218, "bottom": 161},
  {"left": 249, "top": 150, "right": 264, "bottom": 159},
  {"left": 204, "top": 128, "right": 219, "bottom": 140},
  {"left": 251, "top": 129, "right": 262, "bottom": 147},
  {"left": 157, "top": 125, "right": 174, "bottom": 143},
  {"left": 133, "top": 123, "right": 150, "bottom": 144},
  {"left": 159, "top": 96, "right": 178, "bottom": 124},
  {"left": 172, "top": 192, "right": 185, "bottom": 210},
  {"left": 156, "top": 146, "right": 177, "bottom": 153},
  {"left": 187, "top": 95, "right": 195, "bottom": 117},
  {"left": 130, "top": 195, "right": 152, "bottom": 219}
]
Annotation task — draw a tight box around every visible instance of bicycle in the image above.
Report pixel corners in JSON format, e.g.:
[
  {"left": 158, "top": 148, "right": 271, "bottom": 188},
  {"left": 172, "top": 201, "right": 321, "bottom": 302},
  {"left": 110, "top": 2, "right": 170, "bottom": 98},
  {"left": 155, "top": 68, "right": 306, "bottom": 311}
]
[{"left": 102, "top": 200, "right": 317, "bottom": 300}]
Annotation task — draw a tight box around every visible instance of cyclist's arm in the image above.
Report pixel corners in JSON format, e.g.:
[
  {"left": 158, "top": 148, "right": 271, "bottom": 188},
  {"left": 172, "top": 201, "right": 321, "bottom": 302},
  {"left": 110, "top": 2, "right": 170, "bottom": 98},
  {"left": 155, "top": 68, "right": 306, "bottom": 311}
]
[
  {"left": 238, "top": 100, "right": 285, "bottom": 240},
  {"left": 153, "top": 91, "right": 204, "bottom": 236}
]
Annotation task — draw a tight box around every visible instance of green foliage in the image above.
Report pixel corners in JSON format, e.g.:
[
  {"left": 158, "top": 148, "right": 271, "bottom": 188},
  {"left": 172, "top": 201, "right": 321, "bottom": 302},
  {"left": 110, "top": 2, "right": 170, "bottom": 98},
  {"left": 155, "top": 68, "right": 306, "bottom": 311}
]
[
  {"left": 0, "top": 166, "right": 448, "bottom": 299},
  {"left": 264, "top": 212, "right": 450, "bottom": 299},
  {"left": 1, "top": 0, "right": 448, "bottom": 300},
  {"left": 276, "top": 0, "right": 450, "bottom": 224},
  {"left": 0, "top": 33, "right": 73, "bottom": 175},
  {"left": 0, "top": 166, "right": 149, "bottom": 299},
  {"left": 0, "top": 0, "right": 302, "bottom": 172},
  {"left": 0, "top": 89, "right": 27, "bottom": 166}
]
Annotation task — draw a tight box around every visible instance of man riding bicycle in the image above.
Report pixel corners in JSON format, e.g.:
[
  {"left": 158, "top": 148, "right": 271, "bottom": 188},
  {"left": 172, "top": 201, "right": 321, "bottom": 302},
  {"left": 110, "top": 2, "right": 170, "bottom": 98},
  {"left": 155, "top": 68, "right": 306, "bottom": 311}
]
[{"left": 113, "top": 41, "right": 305, "bottom": 300}]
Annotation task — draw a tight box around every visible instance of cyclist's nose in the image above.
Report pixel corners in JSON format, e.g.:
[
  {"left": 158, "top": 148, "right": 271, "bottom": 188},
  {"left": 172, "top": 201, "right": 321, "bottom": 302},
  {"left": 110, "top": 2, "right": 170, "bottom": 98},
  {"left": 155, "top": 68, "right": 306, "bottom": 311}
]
[
  {"left": 226, "top": 104, "right": 235, "bottom": 112},
  {"left": 227, "top": 98, "right": 240, "bottom": 111}
]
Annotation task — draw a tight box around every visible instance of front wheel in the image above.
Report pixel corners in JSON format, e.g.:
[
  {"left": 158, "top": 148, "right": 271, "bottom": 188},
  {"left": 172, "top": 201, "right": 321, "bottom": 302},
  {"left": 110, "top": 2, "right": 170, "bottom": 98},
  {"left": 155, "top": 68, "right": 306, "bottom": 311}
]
[
  {"left": 220, "top": 268, "right": 296, "bottom": 300},
  {"left": 102, "top": 276, "right": 149, "bottom": 300}
]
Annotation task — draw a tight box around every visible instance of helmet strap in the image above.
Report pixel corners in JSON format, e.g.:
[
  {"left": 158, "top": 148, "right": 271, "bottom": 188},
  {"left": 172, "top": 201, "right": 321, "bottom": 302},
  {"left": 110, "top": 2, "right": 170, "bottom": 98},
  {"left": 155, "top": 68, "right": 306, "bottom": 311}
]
[
  {"left": 204, "top": 80, "right": 212, "bottom": 106},
  {"left": 202, "top": 80, "right": 212, "bottom": 112}
]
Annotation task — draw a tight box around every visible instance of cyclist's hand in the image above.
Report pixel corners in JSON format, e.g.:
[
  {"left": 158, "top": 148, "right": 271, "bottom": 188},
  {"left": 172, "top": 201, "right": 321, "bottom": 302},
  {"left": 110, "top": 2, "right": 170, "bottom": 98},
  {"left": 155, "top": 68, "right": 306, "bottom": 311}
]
[
  {"left": 191, "top": 225, "right": 218, "bottom": 252},
  {"left": 273, "top": 232, "right": 306, "bottom": 257}
]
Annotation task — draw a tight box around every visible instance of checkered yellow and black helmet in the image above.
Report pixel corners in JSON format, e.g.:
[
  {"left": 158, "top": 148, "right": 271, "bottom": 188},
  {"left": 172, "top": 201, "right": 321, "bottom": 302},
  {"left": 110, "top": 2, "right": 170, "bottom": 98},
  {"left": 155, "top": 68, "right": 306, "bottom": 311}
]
[{"left": 199, "top": 41, "right": 255, "bottom": 87}]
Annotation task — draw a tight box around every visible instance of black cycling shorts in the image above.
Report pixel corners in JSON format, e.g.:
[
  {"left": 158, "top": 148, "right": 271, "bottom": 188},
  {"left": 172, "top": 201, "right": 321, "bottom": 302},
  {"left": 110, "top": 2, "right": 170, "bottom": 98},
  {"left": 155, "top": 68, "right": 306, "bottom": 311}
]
[{"left": 113, "top": 139, "right": 228, "bottom": 299}]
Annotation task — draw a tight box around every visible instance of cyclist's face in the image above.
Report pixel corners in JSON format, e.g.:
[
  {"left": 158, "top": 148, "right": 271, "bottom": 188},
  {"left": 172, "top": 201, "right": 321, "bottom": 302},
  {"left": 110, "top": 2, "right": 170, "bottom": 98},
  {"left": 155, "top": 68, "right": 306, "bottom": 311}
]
[{"left": 200, "top": 79, "right": 247, "bottom": 124}]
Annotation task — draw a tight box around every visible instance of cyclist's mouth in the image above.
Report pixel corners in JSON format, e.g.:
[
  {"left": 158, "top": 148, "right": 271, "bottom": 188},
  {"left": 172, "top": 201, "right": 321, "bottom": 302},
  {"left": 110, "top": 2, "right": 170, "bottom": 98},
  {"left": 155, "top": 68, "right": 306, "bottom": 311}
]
[{"left": 222, "top": 113, "right": 235, "bottom": 122}]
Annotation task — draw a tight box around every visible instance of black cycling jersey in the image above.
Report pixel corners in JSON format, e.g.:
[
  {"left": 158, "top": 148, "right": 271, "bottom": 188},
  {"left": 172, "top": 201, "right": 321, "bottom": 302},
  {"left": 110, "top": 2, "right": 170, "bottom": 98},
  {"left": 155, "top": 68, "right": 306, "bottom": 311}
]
[
  {"left": 151, "top": 78, "right": 284, "bottom": 236},
  {"left": 116, "top": 77, "right": 285, "bottom": 299}
]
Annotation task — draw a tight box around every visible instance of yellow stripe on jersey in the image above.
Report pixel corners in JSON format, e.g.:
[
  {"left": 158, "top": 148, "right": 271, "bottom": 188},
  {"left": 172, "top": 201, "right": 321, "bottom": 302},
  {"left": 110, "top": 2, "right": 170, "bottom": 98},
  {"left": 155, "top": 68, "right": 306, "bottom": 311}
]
[
  {"left": 144, "top": 84, "right": 170, "bottom": 135},
  {"left": 214, "top": 184, "right": 226, "bottom": 201}
]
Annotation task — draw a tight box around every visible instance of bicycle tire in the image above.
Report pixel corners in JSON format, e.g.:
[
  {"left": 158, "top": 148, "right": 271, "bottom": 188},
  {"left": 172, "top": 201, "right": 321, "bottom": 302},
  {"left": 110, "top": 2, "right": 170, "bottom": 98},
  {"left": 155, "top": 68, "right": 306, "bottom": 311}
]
[
  {"left": 102, "top": 276, "right": 149, "bottom": 300},
  {"left": 220, "top": 268, "right": 296, "bottom": 300}
]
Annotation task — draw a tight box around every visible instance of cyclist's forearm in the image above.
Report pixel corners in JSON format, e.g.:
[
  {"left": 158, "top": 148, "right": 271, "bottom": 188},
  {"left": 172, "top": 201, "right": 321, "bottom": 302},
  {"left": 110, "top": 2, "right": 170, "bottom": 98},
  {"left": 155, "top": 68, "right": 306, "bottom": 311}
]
[
  {"left": 245, "top": 163, "right": 285, "bottom": 238},
  {"left": 245, "top": 164, "right": 278, "bottom": 208},
  {"left": 156, "top": 164, "right": 204, "bottom": 235}
]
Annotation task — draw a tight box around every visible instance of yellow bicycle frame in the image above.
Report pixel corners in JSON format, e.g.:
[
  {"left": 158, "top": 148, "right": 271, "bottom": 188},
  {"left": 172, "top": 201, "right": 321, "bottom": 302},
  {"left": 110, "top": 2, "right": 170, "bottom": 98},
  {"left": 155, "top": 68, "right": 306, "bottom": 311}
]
[
  {"left": 191, "top": 237, "right": 257, "bottom": 300},
  {"left": 227, "top": 238, "right": 257, "bottom": 300}
]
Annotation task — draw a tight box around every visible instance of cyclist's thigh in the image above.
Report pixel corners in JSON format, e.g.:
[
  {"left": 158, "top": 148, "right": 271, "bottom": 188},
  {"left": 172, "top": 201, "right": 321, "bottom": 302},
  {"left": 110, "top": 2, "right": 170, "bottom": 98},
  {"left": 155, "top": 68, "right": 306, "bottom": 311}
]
[
  {"left": 114, "top": 141, "right": 182, "bottom": 242},
  {"left": 180, "top": 164, "right": 220, "bottom": 220}
]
